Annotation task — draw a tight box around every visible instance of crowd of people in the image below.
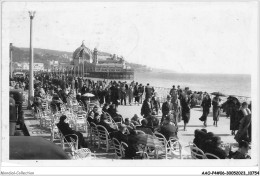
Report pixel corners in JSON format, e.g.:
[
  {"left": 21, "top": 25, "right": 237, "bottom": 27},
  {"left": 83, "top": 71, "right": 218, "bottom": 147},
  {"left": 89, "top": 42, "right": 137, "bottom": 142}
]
[
  {"left": 193, "top": 128, "right": 251, "bottom": 159},
  {"left": 9, "top": 72, "right": 252, "bottom": 159}
]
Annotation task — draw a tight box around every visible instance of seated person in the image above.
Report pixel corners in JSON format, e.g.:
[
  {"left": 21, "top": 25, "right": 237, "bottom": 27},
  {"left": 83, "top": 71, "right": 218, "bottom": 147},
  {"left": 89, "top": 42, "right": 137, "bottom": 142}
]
[
  {"left": 50, "top": 94, "right": 63, "bottom": 112},
  {"left": 146, "top": 115, "right": 160, "bottom": 132},
  {"left": 98, "top": 114, "right": 118, "bottom": 133},
  {"left": 193, "top": 129, "right": 208, "bottom": 149},
  {"left": 124, "top": 130, "right": 139, "bottom": 159},
  {"left": 203, "top": 136, "right": 227, "bottom": 159},
  {"left": 136, "top": 119, "right": 153, "bottom": 135},
  {"left": 131, "top": 114, "right": 141, "bottom": 126},
  {"left": 158, "top": 115, "right": 178, "bottom": 140},
  {"left": 110, "top": 124, "right": 128, "bottom": 143},
  {"left": 88, "top": 105, "right": 100, "bottom": 124},
  {"left": 229, "top": 140, "right": 251, "bottom": 159},
  {"left": 57, "top": 115, "right": 87, "bottom": 149},
  {"left": 107, "top": 104, "right": 123, "bottom": 122},
  {"left": 124, "top": 118, "right": 136, "bottom": 131},
  {"left": 102, "top": 103, "right": 109, "bottom": 113}
]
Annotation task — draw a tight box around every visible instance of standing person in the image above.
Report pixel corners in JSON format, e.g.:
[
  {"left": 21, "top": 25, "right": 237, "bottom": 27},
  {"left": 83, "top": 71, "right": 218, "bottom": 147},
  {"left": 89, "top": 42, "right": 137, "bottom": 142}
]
[
  {"left": 133, "top": 83, "right": 139, "bottom": 105},
  {"left": 180, "top": 94, "right": 190, "bottom": 131},
  {"left": 171, "top": 92, "right": 181, "bottom": 127},
  {"left": 128, "top": 85, "right": 134, "bottom": 106},
  {"left": 161, "top": 95, "right": 172, "bottom": 124},
  {"left": 151, "top": 93, "right": 160, "bottom": 115},
  {"left": 145, "top": 83, "right": 153, "bottom": 99},
  {"left": 169, "top": 85, "right": 176, "bottom": 97},
  {"left": 141, "top": 96, "right": 152, "bottom": 118},
  {"left": 230, "top": 98, "right": 241, "bottom": 135},
  {"left": 234, "top": 102, "right": 251, "bottom": 143},
  {"left": 212, "top": 95, "right": 221, "bottom": 127},
  {"left": 199, "top": 94, "right": 211, "bottom": 127},
  {"left": 120, "top": 84, "right": 127, "bottom": 106},
  {"left": 138, "top": 84, "right": 144, "bottom": 104}
]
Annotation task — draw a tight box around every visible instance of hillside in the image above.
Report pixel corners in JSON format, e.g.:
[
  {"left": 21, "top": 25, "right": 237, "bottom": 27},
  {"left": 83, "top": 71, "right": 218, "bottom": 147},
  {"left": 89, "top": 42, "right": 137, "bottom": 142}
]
[
  {"left": 11, "top": 47, "right": 159, "bottom": 72},
  {"left": 12, "top": 47, "right": 73, "bottom": 67}
]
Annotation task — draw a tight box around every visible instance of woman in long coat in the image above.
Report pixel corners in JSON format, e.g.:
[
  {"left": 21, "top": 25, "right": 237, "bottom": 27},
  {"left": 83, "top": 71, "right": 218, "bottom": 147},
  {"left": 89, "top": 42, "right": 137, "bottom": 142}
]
[
  {"left": 199, "top": 94, "right": 211, "bottom": 127},
  {"left": 212, "top": 95, "right": 221, "bottom": 127},
  {"left": 181, "top": 95, "right": 190, "bottom": 131}
]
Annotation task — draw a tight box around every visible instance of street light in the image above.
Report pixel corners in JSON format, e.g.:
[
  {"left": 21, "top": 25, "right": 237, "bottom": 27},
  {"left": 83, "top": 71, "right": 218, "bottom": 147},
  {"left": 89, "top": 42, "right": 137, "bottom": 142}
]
[
  {"left": 10, "top": 43, "right": 13, "bottom": 78},
  {"left": 28, "top": 11, "right": 36, "bottom": 109}
]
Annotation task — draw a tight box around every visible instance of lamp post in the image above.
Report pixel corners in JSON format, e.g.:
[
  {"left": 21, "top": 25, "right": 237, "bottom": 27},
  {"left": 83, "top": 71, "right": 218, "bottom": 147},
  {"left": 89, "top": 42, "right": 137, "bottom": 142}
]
[
  {"left": 28, "top": 11, "right": 36, "bottom": 109},
  {"left": 10, "top": 43, "right": 13, "bottom": 78}
]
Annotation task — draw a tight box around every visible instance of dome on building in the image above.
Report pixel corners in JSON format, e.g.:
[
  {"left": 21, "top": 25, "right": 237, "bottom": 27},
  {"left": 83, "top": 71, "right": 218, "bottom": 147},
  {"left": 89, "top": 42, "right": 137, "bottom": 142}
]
[{"left": 72, "top": 41, "right": 93, "bottom": 62}]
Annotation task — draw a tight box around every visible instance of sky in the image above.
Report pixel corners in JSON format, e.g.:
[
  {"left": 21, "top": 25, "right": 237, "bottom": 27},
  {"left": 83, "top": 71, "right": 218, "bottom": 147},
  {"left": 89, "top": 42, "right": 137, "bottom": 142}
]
[{"left": 2, "top": 1, "right": 258, "bottom": 74}]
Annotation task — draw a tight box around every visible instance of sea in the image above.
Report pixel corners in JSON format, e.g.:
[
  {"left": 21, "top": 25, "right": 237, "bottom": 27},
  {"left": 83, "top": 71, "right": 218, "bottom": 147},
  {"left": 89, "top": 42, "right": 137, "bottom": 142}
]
[{"left": 133, "top": 72, "right": 251, "bottom": 98}]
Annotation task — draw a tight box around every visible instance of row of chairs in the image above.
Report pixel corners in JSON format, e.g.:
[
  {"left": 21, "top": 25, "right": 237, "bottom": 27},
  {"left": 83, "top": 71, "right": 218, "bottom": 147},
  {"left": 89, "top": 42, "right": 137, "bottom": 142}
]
[
  {"left": 189, "top": 142, "right": 220, "bottom": 159},
  {"left": 56, "top": 126, "right": 96, "bottom": 160}
]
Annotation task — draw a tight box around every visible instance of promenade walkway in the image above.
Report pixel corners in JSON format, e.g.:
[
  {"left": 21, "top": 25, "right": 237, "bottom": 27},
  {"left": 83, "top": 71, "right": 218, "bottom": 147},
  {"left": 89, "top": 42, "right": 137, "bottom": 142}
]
[{"left": 22, "top": 96, "right": 238, "bottom": 159}]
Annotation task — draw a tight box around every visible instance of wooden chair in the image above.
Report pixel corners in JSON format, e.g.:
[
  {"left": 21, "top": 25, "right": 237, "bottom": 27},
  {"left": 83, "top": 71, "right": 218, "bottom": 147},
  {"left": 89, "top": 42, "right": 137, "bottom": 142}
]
[
  {"left": 204, "top": 153, "right": 220, "bottom": 159},
  {"left": 90, "top": 122, "right": 99, "bottom": 146},
  {"left": 154, "top": 132, "right": 167, "bottom": 159},
  {"left": 112, "top": 138, "right": 124, "bottom": 159},
  {"left": 75, "top": 114, "right": 87, "bottom": 132},
  {"left": 96, "top": 125, "right": 113, "bottom": 152},
  {"left": 190, "top": 145, "right": 206, "bottom": 159},
  {"left": 57, "top": 127, "right": 78, "bottom": 154},
  {"left": 73, "top": 148, "right": 96, "bottom": 160},
  {"left": 166, "top": 138, "right": 182, "bottom": 159},
  {"left": 121, "top": 142, "right": 128, "bottom": 158}
]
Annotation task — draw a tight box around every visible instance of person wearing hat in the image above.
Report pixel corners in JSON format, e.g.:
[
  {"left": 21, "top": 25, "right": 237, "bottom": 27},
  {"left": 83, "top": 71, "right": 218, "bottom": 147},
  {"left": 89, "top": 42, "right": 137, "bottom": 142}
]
[
  {"left": 180, "top": 94, "right": 191, "bottom": 131},
  {"left": 199, "top": 94, "right": 211, "bottom": 127},
  {"left": 145, "top": 83, "right": 153, "bottom": 99},
  {"left": 136, "top": 118, "right": 153, "bottom": 135},
  {"left": 158, "top": 115, "right": 178, "bottom": 141},
  {"left": 98, "top": 114, "right": 118, "bottom": 133},
  {"left": 141, "top": 96, "right": 152, "bottom": 118},
  {"left": 110, "top": 124, "right": 128, "bottom": 144},
  {"left": 57, "top": 115, "right": 87, "bottom": 149},
  {"left": 138, "top": 84, "right": 145, "bottom": 104},
  {"left": 212, "top": 95, "right": 221, "bottom": 127},
  {"left": 88, "top": 105, "right": 100, "bottom": 124},
  {"left": 169, "top": 85, "right": 176, "bottom": 97},
  {"left": 161, "top": 95, "right": 172, "bottom": 124},
  {"left": 203, "top": 136, "right": 227, "bottom": 159}
]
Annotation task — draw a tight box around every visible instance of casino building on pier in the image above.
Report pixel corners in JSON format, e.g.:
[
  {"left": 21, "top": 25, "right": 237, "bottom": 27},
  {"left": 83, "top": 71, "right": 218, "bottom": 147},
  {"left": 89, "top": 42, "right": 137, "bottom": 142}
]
[{"left": 72, "top": 42, "right": 134, "bottom": 79}]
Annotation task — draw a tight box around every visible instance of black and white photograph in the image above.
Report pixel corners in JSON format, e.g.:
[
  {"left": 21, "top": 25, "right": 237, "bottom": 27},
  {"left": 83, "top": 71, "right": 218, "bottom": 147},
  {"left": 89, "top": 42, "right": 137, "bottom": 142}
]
[{"left": 1, "top": 1, "right": 259, "bottom": 175}]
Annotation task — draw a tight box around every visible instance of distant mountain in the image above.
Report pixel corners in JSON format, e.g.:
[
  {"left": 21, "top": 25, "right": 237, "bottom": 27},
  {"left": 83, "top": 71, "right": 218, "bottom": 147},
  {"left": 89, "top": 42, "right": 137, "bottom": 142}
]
[{"left": 12, "top": 47, "right": 72, "bottom": 67}]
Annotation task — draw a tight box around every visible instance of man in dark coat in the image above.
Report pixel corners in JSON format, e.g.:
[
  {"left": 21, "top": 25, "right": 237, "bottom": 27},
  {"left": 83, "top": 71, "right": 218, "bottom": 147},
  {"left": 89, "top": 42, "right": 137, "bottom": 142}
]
[
  {"left": 159, "top": 115, "right": 178, "bottom": 140},
  {"left": 98, "top": 114, "right": 118, "bottom": 133},
  {"left": 57, "top": 115, "right": 87, "bottom": 149},
  {"left": 141, "top": 96, "right": 152, "bottom": 118},
  {"left": 161, "top": 95, "right": 172, "bottom": 123},
  {"left": 110, "top": 124, "right": 128, "bottom": 143},
  {"left": 145, "top": 83, "right": 153, "bottom": 99},
  {"left": 136, "top": 119, "right": 153, "bottom": 135}
]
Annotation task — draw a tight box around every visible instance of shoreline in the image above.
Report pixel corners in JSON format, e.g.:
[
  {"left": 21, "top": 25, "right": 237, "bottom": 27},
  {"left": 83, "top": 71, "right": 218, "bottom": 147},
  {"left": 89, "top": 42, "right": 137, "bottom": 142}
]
[{"left": 82, "top": 76, "right": 251, "bottom": 103}]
